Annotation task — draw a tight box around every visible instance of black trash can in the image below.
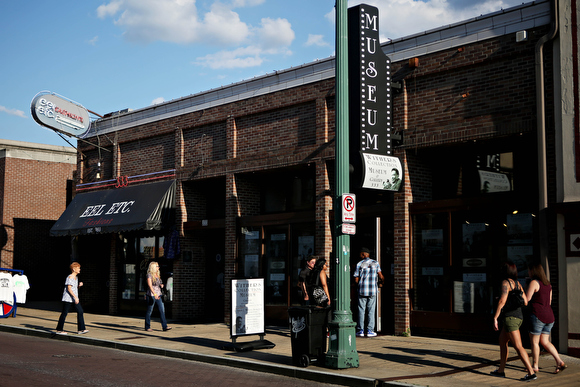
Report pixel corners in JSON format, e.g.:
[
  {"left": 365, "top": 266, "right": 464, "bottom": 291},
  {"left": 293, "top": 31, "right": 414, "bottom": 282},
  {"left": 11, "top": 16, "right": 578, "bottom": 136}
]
[{"left": 288, "top": 306, "right": 328, "bottom": 367}]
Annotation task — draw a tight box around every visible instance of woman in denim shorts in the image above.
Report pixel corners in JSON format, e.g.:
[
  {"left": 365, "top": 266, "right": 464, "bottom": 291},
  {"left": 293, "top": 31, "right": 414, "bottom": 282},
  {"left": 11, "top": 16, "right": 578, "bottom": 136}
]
[
  {"left": 526, "top": 263, "right": 567, "bottom": 374},
  {"left": 491, "top": 261, "right": 536, "bottom": 381}
]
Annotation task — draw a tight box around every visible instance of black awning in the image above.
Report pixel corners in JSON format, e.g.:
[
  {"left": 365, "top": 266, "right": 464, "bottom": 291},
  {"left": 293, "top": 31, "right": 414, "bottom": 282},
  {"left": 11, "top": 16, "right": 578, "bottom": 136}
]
[{"left": 50, "top": 180, "right": 176, "bottom": 236}]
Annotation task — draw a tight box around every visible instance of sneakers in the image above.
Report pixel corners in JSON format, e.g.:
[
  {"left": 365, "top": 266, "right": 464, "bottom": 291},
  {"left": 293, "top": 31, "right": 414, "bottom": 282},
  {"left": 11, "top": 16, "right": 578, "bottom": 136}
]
[
  {"left": 163, "top": 327, "right": 173, "bottom": 331},
  {"left": 78, "top": 330, "right": 89, "bottom": 334},
  {"left": 520, "top": 373, "right": 537, "bottom": 382},
  {"left": 56, "top": 331, "right": 68, "bottom": 335},
  {"left": 356, "top": 329, "right": 378, "bottom": 337}
]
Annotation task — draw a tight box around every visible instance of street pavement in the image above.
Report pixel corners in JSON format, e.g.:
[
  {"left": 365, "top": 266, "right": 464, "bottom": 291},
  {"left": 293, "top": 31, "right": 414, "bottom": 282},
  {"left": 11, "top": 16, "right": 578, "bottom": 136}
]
[{"left": 1, "top": 303, "right": 579, "bottom": 387}]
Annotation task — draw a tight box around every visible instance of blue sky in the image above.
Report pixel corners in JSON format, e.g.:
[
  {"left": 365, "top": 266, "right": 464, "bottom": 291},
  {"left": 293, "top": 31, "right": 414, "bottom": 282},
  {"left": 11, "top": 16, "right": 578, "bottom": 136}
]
[{"left": 1, "top": 0, "right": 526, "bottom": 148}]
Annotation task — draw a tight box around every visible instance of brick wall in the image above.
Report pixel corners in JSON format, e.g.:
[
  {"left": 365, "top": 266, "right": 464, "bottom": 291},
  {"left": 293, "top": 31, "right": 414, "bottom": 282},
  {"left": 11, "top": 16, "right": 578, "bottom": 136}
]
[
  {"left": 392, "top": 28, "right": 547, "bottom": 150},
  {"left": 1, "top": 151, "right": 76, "bottom": 301}
]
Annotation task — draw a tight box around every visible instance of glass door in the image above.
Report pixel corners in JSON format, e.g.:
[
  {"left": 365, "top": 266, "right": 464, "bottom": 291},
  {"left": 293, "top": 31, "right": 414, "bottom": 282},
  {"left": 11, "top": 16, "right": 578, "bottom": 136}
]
[
  {"left": 263, "top": 226, "right": 288, "bottom": 305},
  {"left": 119, "top": 234, "right": 166, "bottom": 315}
]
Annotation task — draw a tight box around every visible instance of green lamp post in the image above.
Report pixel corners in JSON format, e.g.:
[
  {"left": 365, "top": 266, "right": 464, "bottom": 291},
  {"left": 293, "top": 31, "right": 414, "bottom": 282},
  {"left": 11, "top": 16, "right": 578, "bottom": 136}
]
[{"left": 324, "top": 0, "right": 359, "bottom": 369}]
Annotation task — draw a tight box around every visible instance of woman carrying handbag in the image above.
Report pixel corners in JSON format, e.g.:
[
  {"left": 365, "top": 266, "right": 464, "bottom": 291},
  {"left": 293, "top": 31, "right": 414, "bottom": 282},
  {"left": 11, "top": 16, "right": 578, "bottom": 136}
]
[{"left": 490, "top": 261, "right": 536, "bottom": 381}]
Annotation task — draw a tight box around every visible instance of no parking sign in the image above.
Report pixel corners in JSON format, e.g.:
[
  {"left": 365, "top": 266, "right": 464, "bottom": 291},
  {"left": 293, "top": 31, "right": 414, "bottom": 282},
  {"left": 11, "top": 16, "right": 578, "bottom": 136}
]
[{"left": 342, "top": 194, "right": 356, "bottom": 223}]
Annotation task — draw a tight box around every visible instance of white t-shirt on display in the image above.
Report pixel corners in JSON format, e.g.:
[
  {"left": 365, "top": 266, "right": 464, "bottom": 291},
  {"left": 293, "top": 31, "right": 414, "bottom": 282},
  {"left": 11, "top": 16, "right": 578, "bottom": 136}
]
[
  {"left": 13, "top": 274, "right": 30, "bottom": 303},
  {"left": 0, "top": 272, "right": 14, "bottom": 305}
]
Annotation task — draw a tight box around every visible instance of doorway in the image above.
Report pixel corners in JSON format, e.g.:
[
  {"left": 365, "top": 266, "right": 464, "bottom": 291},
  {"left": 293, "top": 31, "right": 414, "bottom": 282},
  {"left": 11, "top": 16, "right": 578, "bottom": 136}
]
[
  {"left": 204, "top": 229, "right": 225, "bottom": 322},
  {"left": 350, "top": 215, "right": 394, "bottom": 335}
]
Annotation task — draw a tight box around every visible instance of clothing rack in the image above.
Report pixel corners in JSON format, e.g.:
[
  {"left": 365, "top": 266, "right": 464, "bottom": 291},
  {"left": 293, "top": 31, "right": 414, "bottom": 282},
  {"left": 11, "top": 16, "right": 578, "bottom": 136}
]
[{"left": 0, "top": 267, "right": 25, "bottom": 318}]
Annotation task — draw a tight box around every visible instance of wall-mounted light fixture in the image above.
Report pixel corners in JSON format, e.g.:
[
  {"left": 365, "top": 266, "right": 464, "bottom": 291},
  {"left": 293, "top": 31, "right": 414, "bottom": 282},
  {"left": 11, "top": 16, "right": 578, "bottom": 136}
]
[{"left": 516, "top": 30, "right": 528, "bottom": 42}]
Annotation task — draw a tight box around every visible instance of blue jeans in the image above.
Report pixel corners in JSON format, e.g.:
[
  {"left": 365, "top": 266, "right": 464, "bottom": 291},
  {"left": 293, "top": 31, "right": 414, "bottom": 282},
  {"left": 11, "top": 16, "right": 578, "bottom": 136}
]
[
  {"left": 56, "top": 301, "right": 86, "bottom": 331},
  {"left": 529, "top": 314, "right": 554, "bottom": 335},
  {"left": 357, "top": 295, "right": 377, "bottom": 332},
  {"left": 145, "top": 295, "right": 168, "bottom": 330}
]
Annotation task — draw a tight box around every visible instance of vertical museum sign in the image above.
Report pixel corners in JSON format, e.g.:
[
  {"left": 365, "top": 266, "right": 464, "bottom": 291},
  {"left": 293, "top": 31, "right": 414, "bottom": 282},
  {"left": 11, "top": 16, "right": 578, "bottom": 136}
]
[{"left": 348, "top": 4, "right": 402, "bottom": 191}]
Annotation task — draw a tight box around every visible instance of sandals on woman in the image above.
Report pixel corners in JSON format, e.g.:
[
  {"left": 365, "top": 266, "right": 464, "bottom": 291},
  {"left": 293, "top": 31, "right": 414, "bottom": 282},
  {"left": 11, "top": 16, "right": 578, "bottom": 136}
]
[{"left": 555, "top": 363, "right": 567, "bottom": 374}]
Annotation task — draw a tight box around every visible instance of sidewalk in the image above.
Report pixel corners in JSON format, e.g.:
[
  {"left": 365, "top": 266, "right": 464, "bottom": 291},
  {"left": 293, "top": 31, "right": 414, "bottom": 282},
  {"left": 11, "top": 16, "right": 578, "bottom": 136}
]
[{"left": 1, "top": 303, "right": 579, "bottom": 387}]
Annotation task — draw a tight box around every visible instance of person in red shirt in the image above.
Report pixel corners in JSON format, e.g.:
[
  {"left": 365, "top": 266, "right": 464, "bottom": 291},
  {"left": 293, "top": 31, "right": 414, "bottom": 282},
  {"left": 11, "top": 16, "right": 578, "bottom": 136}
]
[{"left": 525, "top": 263, "right": 567, "bottom": 374}]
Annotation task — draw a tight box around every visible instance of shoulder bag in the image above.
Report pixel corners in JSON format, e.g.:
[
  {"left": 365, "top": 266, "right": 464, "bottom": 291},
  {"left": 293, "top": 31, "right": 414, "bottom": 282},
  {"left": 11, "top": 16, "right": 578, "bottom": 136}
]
[{"left": 503, "top": 280, "right": 525, "bottom": 312}]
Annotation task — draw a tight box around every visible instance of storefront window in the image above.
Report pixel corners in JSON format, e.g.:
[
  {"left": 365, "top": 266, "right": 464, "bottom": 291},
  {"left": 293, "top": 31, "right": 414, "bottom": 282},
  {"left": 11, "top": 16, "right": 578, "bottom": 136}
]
[
  {"left": 237, "top": 222, "right": 315, "bottom": 308},
  {"left": 240, "top": 227, "right": 261, "bottom": 278},
  {"left": 505, "top": 212, "right": 535, "bottom": 278},
  {"left": 454, "top": 220, "right": 491, "bottom": 314},
  {"left": 412, "top": 208, "right": 536, "bottom": 316},
  {"left": 264, "top": 227, "right": 288, "bottom": 305},
  {"left": 453, "top": 210, "right": 535, "bottom": 314},
  {"left": 412, "top": 213, "right": 449, "bottom": 312},
  {"left": 122, "top": 263, "right": 136, "bottom": 299},
  {"left": 120, "top": 235, "right": 167, "bottom": 302}
]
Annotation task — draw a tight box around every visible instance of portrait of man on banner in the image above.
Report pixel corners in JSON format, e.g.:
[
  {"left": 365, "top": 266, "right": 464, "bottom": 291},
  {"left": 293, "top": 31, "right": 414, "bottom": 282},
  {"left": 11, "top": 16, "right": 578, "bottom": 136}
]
[{"left": 383, "top": 167, "right": 402, "bottom": 191}]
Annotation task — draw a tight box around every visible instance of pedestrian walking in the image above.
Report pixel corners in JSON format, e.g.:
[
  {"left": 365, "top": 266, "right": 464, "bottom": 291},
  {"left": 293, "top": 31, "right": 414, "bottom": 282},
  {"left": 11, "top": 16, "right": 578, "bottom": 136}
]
[
  {"left": 525, "top": 263, "right": 567, "bottom": 374},
  {"left": 354, "top": 247, "right": 384, "bottom": 337},
  {"left": 145, "top": 261, "right": 172, "bottom": 332},
  {"left": 55, "top": 262, "right": 89, "bottom": 335},
  {"left": 490, "top": 261, "right": 536, "bottom": 381}
]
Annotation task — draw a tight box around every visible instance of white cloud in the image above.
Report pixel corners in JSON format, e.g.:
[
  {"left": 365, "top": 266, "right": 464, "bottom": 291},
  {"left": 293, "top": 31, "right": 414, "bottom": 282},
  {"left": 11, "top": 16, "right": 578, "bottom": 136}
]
[
  {"left": 88, "top": 36, "right": 99, "bottom": 46},
  {"left": 96, "top": 0, "right": 252, "bottom": 45},
  {"left": 96, "top": 0, "right": 122, "bottom": 18},
  {"left": 305, "top": 34, "right": 329, "bottom": 47},
  {"left": 231, "top": 0, "right": 265, "bottom": 7},
  {"left": 151, "top": 97, "right": 165, "bottom": 105},
  {"left": 194, "top": 46, "right": 264, "bottom": 69},
  {"left": 96, "top": 1, "right": 296, "bottom": 70},
  {"left": 202, "top": 3, "right": 250, "bottom": 45},
  {"left": 257, "top": 18, "right": 294, "bottom": 52},
  {"left": 194, "top": 17, "right": 295, "bottom": 69},
  {"left": 0, "top": 106, "right": 26, "bottom": 118}
]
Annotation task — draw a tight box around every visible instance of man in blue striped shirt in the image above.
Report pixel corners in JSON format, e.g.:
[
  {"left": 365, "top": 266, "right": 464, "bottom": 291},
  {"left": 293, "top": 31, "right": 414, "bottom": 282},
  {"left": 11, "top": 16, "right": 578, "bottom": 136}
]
[{"left": 354, "top": 247, "right": 384, "bottom": 337}]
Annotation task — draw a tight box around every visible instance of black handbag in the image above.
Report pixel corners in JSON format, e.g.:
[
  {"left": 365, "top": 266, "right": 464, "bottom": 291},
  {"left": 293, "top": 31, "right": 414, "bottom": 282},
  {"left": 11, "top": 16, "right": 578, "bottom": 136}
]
[
  {"left": 503, "top": 281, "right": 524, "bottom": 312},
  {"left": 311, "top": 286, "right": 328, "bottom": 306},
  {"left": 161, "top": 288, "right": 169, "bottom": 303}
]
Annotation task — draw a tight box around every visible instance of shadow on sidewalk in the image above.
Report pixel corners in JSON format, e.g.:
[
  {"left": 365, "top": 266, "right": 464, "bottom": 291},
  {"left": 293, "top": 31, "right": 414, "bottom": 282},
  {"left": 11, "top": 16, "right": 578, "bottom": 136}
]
[
  {"left": 379, "top": 346, "right": 493, "bottom": 365},
  {"left": 23, "top": 301, "right": 61, "bottom": 312}
]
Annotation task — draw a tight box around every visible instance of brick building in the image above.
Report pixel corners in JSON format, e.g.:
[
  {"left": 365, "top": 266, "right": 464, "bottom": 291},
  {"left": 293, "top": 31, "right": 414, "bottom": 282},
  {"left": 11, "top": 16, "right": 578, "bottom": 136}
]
[
  {"left": 0, "top": 139, "right": 76, "bottom": 302},
  {"left": 51, "top": 0, "right": 580, "bottom": 352}
]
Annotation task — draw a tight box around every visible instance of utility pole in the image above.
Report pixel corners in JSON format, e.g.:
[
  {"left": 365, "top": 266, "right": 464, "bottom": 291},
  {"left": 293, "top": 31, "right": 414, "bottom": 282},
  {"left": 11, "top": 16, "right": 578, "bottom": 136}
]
[{"left": 325, "top": 0, "right": 359, "bottom": 369}]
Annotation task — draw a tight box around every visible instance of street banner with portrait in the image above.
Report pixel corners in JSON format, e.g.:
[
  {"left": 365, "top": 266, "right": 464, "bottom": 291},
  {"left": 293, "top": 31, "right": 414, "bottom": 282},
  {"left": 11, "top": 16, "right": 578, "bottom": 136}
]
[{"left": 361, "top": 153, "right": 403, "bottom": 191}]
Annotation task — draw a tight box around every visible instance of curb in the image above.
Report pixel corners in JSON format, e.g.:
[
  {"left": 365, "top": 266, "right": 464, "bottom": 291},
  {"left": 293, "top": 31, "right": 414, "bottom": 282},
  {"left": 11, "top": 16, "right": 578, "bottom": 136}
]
[{"left": 0, "top": 324, "right": 385, "bottom": 387}]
